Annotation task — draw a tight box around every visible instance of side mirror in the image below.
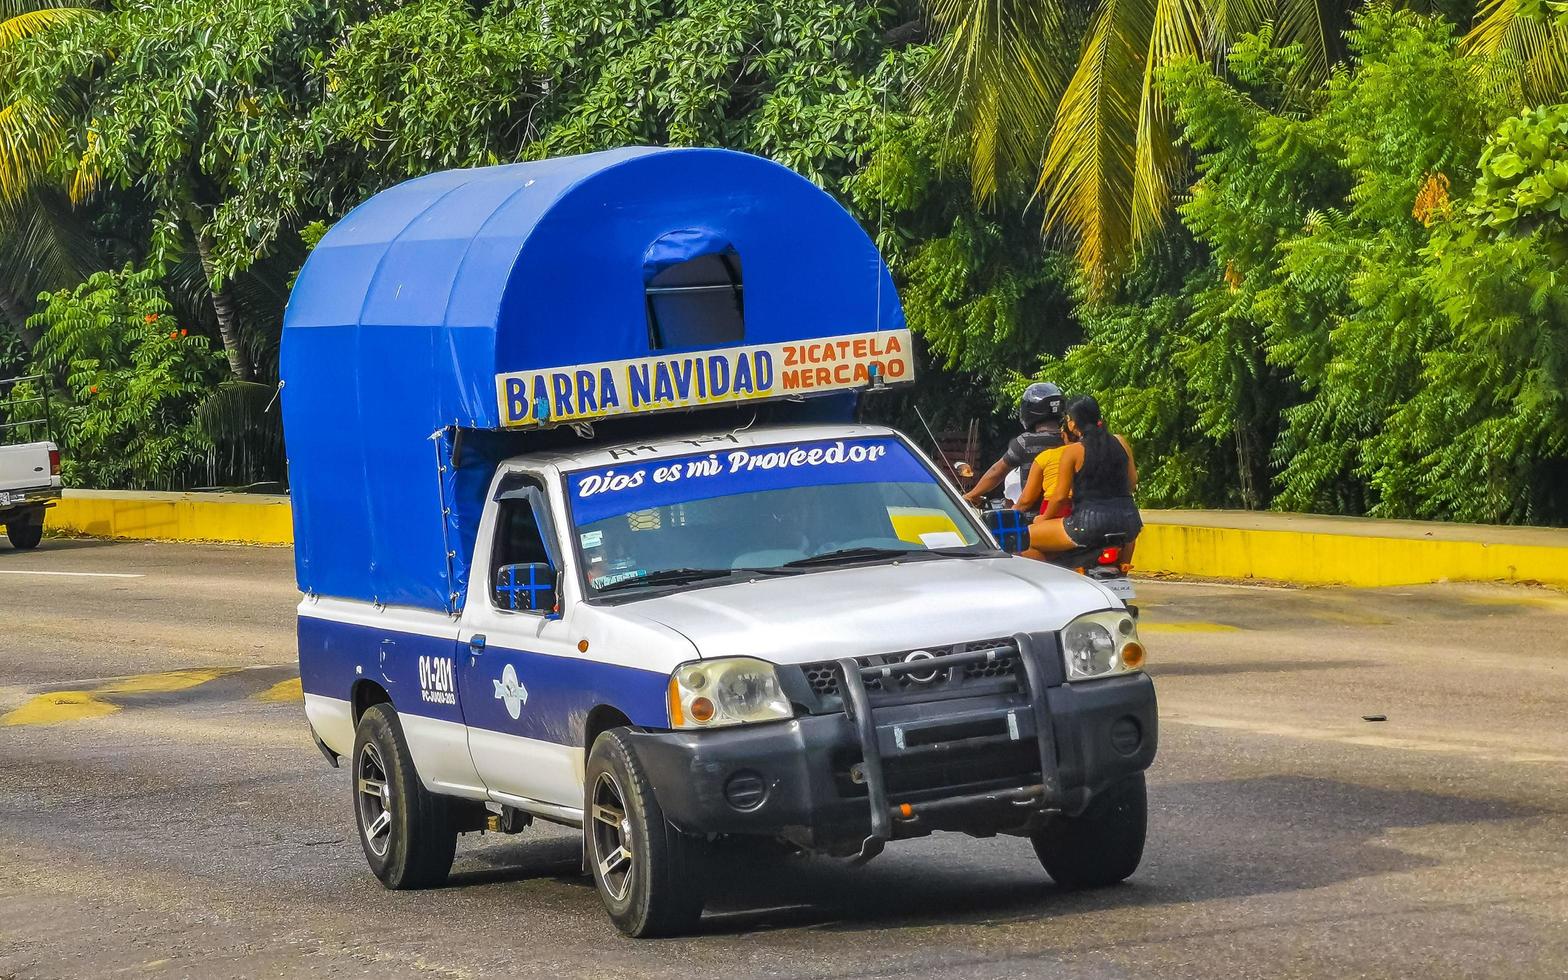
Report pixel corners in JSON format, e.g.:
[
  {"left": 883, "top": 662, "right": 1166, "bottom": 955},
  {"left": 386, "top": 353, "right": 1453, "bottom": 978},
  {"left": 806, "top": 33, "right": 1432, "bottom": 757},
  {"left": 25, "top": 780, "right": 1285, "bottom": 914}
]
[
  {"left": 982, "top": 509, "right": 1032, "bottom": 554},
  {"left": 495, "top": 562, "right": 559, "bottom": 613}
]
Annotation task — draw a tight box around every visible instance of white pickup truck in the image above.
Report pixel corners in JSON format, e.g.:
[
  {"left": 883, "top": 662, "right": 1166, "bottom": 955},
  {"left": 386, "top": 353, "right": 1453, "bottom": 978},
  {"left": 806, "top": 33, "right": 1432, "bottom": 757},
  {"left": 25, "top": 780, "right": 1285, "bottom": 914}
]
[
  {"left": 0, "top": 440, "right": 61, "bottom": 550},
  {"left": 282, "top": 147, "right": 1158, "bottom": 937}
]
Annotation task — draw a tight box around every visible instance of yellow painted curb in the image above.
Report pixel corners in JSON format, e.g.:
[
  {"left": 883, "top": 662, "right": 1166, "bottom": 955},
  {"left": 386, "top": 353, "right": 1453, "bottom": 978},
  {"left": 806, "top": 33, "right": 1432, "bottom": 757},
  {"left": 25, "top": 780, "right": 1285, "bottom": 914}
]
[
  {"left": 1133, "top": 521, "right": 1568, "bottom": 589},
  {"left": 46, "top": 489, "right": 292, "bottom": 545}
]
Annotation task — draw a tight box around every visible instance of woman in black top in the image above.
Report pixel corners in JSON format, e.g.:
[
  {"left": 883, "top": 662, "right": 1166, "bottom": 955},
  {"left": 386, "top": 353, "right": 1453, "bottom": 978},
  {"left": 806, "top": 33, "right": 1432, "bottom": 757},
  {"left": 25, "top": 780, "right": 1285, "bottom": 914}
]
[{"left": 1024, "top": 396, "right": 1142, "bottom": 560}]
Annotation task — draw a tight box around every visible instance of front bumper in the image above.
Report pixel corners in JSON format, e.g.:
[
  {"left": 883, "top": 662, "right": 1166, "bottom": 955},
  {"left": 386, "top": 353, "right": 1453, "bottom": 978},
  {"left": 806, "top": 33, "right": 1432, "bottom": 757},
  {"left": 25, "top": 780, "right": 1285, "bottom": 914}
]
[{"left": 628, "top": 658, "right": 1157, "bottom": 857}]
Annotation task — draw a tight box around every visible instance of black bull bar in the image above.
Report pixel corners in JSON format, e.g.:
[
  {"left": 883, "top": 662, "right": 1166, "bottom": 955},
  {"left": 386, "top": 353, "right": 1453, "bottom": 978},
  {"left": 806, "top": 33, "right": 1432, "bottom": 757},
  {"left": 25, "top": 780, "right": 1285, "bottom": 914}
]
[{"left": 836, "top": 631, "right": 1059, "bottom": 862}]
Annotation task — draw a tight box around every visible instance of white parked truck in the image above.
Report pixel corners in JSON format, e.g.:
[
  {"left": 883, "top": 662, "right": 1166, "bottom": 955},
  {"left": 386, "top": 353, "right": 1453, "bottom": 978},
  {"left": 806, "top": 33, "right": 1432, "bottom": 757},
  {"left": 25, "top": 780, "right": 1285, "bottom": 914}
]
[{"left": 0, "top": 374, "right": 60, "bottom": 550}]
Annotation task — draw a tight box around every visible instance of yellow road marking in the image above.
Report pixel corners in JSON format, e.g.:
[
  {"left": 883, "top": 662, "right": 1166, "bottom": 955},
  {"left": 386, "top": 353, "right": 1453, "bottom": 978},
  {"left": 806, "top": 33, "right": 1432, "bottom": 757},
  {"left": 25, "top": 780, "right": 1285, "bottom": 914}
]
[
  {"left": 1140, "top": 621, "right": 1242, "bottom": 634},
  {"left": 94, "top": 667, "right": 238, "bottom": 695},
  {"left": 258, "top": 677, "right": 302, "bottom": 702},
  {"left": 2, "top": 691, "right": 120, "bottom": 726},
  {"left": 1, "top": 667, "right": 247, "bottom": 726}
]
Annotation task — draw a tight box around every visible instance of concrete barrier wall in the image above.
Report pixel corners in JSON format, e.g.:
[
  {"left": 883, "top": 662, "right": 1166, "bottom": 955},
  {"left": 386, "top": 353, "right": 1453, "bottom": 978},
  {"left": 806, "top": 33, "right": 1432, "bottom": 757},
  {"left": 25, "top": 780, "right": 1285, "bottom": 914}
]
[
  {"left": 1133, "top": 511, "right": 1568, "bottom": 588},
  {"left": 46, "top": 489, "right": 293, "bottom": 545},
  {"left": 41, "top": 490, "right": 1568, "bottom": 588}
]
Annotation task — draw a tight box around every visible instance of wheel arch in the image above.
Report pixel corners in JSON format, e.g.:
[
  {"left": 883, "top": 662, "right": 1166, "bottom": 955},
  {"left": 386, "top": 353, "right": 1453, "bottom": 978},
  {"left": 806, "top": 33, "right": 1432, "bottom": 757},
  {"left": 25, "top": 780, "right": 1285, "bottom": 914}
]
[
  {"left": 583, "top": 703, "right": 634, "bottom": 752},
  {"left": 352, "top": 678, "right": 393, "bottom": 725}
]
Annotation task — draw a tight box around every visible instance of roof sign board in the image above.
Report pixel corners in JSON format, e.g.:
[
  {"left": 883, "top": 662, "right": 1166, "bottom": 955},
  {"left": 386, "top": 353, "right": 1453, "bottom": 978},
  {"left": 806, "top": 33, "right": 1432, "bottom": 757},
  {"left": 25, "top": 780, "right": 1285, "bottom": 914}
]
[{"left": 497, "top": 328, "right": 913, "bottom": 427}]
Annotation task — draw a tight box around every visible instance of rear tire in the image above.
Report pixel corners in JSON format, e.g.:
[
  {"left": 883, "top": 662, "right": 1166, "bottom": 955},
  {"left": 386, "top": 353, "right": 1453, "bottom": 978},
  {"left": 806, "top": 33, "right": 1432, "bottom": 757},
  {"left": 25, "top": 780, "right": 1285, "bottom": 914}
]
[
  {"left": 352, "top": 703, "right": 457, "bottom": 889},
  {"left": 1032, "top": 773, "right": 1147, "bottom": 888},
  {"left": 584, "top": 728, "right": 706, "bottom": 937},
  {"left": 5, "top": 518, "right": 43, "bottom": 550}
]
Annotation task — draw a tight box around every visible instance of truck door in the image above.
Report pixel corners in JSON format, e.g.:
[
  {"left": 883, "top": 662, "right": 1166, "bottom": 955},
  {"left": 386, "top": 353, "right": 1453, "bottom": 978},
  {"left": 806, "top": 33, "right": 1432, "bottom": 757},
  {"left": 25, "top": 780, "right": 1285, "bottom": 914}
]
[{"left": 457, "top": 473, "right": 585, "bottom": 813}]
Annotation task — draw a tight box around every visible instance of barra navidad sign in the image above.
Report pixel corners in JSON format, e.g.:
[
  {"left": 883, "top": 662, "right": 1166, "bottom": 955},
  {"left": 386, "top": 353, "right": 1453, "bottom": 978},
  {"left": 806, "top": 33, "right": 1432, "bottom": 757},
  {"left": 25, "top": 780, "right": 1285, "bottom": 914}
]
[{"left": 496, "top": 328, "right": 914, "bottom": 428}]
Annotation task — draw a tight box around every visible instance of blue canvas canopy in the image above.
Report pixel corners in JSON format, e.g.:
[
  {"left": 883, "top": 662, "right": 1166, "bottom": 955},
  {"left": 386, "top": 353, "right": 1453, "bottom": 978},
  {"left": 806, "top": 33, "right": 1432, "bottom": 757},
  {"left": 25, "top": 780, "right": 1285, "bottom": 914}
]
[{"left": 281, "top": 146, "right": 906, "bottom": 612}]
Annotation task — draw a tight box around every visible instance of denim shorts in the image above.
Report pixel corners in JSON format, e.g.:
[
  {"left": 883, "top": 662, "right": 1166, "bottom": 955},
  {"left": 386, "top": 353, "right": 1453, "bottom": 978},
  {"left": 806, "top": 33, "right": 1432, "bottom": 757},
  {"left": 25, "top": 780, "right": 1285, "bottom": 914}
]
[{"left": 1063, "top": 499, "right": 1143, "bottom": 547}]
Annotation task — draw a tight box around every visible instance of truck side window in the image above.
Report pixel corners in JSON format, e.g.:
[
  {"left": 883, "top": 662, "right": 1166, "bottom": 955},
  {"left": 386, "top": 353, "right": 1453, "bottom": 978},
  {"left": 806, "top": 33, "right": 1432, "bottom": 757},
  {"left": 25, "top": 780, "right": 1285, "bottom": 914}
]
[
  {"left": 645, "top": 250, "right": 744, "bottom": 349},
  {"left": 490, "top": 478, "right": 553, "bottom": 611}
]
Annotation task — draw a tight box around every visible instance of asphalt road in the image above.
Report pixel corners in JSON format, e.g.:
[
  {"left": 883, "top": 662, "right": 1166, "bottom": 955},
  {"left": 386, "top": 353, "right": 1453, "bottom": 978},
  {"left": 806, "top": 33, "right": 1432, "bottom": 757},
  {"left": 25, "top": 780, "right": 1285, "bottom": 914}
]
[{"left": 1, "top": 538, "right": 1566, "bottom": 979}]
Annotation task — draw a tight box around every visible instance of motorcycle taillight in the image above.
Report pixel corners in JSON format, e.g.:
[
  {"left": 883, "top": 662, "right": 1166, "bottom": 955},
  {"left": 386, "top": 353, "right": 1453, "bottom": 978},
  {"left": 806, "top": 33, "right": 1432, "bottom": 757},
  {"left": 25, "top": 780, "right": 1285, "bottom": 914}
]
[{"left": 1097, "top": 547, "right": 1120, "bottom": 565}]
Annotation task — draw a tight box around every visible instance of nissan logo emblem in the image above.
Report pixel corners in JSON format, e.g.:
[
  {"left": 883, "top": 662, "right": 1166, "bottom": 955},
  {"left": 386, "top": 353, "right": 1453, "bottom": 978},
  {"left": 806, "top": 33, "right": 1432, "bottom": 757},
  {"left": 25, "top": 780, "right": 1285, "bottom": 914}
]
[{"left": 904, "top": 650, "right": 939, "bottom": 684}]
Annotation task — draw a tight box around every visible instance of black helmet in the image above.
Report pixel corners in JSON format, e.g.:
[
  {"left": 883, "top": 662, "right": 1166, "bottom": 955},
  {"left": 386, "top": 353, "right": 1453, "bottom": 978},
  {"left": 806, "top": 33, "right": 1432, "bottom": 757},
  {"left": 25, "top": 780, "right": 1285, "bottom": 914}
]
[{"left": 1018, "top": 382, "right": 1064, "bottom": 429}]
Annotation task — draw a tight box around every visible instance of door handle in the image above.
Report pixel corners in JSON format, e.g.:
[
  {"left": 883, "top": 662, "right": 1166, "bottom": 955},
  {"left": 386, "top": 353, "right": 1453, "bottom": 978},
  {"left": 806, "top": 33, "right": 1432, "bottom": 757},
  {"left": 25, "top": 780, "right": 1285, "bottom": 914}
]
[{"left": 469, "top": 634, "right": 487, "bottom": 654}]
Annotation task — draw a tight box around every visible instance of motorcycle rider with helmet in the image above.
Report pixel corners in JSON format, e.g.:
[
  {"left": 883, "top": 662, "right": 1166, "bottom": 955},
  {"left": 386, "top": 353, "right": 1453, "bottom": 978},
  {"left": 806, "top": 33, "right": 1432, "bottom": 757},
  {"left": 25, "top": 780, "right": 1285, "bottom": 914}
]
[{"left": 962, "top": 382, "right": 1068, "bottom": 512}]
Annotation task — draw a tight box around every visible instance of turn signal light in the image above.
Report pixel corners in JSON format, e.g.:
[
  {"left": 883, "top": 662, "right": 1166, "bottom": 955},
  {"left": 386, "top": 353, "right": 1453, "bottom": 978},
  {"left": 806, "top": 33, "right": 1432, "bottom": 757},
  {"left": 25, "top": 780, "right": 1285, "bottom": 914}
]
[
  {"left": 690, "top": 697, "right": 716, "bottom": 723},
  {"left": 667, "top": 683, "right": 685, "bottom": 727},
  {"left": 1120, "top": 641, "right": 1146, "bottom": 670}
]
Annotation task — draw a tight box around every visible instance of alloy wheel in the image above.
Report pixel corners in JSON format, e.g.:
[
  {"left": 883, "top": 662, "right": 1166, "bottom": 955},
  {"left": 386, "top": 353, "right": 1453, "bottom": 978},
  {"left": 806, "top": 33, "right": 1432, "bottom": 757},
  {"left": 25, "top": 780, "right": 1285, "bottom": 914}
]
[
  {"left": 357, "top": 741, "right": 393, "bottom": 858},
  {"left": 591, "top": 771, "right": 634, "bottom": 902}
]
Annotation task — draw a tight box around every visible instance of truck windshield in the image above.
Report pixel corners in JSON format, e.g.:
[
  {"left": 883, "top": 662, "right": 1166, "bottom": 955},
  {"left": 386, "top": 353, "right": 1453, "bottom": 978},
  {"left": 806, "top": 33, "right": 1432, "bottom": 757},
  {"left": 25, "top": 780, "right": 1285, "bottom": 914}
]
[{"left": 566, "top": 436, "right": 991, "bottom": 597}]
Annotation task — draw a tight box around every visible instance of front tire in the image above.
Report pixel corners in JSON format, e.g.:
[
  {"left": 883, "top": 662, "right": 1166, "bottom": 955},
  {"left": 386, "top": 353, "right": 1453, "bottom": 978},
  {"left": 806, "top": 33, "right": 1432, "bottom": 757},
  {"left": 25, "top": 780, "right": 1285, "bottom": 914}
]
[
  {"left": 5, "top": 517, "right": 43, "bottom": 550},
  {"left": 584, "top": 729, "right": 706, "bottom": 937},
  {"left": 1032, "top": 773, "right": 1147, "bottom": 888},
  {"left": 352, "top": 703, "right": 457, "bottom": 889}
]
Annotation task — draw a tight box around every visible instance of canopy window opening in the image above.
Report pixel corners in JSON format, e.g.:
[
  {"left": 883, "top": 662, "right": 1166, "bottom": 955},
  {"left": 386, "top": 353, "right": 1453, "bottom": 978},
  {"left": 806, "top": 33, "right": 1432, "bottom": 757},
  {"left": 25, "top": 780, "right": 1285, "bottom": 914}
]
[{"left": 645, "top": 251, "right": 744, "bottom": 350}]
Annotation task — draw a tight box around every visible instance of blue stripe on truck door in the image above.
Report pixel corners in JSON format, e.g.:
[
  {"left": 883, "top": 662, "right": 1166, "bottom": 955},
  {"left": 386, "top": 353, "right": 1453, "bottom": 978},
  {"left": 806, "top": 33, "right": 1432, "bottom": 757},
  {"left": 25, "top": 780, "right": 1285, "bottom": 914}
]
[{"left": 298, "top": 614, "right": 668, "bottom": 744}]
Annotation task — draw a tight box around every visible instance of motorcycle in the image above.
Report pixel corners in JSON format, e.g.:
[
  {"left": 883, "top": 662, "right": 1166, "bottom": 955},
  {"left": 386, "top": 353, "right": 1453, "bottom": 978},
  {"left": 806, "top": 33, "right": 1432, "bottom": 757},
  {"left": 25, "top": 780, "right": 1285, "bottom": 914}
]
[
  {"left": 978, "top": 505, "right": 1138, "bottom": 614},
  {"left": 1046, "top": 533, "right": 1136, "bottom": 605}
]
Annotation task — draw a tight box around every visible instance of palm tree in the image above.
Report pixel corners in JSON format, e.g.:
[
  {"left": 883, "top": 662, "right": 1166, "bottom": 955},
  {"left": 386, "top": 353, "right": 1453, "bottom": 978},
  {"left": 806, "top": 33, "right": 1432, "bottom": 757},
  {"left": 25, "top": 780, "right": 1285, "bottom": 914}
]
[
  {"left": 0, "top": 1, "right": 95, "bottom": 207},
  {"left": 0, "top": 2, "right": 99, "bottom": 347},
  {"left": 925, "top": 0, "right": 1568, "bottom": 287},
  {"left": 1464, "top": 0, "right": 1568, "bottom": 102},
  {"left": 925, "top": 0, "right": 1350, "bottom": 287},
  {"left": 0, "top": 190, "right": 97, "bottom": 348}
]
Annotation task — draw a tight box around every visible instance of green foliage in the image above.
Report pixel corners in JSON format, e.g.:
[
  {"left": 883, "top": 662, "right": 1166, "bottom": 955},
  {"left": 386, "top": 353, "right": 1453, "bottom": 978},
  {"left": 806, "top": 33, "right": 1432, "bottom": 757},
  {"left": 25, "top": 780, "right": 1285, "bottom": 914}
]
[
  {"left": 216, "top": 0, "right": 904, "bottom": 271},
  {"left": 1033, "top": 5, "right": 1568, "bottom": 524},
  {"left": 5, "top": 0, "right": 1563, "bottom": 523},
  {"left": 26, "top": 265, "right": 226, "bottom": 489},
  {"left": 0, "top": 2, "right": 96, "bottom": 208},
  {"left": 1469, "top": 103, "right": 1568, "bottom": 226},
  {"left": 1030, "top": 237, "right": 1282, "bottom": 508},
  {"left": 847, "top": 83, "right": 1077, "bottom": 395},
  {"left": 1399, "top": 103, "right": 1568, "bottom": 522},
  {"left": 32, "top": 0, "right": 347, "bottom": 204},
  {"left": 838, "top": 103, "right": 1083, "bottom": 453}
]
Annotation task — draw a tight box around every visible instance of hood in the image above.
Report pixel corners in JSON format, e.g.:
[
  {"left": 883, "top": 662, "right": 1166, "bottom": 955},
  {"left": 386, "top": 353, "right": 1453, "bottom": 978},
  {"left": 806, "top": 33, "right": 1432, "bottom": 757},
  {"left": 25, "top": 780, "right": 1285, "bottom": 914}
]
[{"left": 619, "top": 557, "right": 1117, "bottom": 665}]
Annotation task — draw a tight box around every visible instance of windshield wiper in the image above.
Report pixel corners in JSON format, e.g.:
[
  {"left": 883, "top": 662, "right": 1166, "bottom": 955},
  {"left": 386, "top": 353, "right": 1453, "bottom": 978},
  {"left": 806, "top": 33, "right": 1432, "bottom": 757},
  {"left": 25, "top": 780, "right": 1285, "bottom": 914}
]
[
  {"left": 774, "top": 545, "right": 993, "bottom": 571},
  {"left": 779, "top": 546, "right": 924, "bottom": 569},
  {"left": 594, "top": 567, "right": 739, "bottom": 594}
]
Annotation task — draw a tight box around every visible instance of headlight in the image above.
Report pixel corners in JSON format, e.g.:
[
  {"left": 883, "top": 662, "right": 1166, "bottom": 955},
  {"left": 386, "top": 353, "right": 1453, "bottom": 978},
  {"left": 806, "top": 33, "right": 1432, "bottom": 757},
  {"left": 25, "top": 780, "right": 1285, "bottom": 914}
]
[
  {"left": 668, "top": 657, "right": 792, "bottom": 729},
  {"left": 1061, "top": 610, "right": 1146, "bottom": 681}
]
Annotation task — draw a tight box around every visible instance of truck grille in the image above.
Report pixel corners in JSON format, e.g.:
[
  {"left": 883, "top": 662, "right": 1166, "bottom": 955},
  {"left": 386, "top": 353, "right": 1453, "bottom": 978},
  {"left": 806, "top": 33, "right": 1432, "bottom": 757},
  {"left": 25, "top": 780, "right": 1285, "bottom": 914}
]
[{"left": 800, "top": 639, "right": 1022, "bottom": 707}]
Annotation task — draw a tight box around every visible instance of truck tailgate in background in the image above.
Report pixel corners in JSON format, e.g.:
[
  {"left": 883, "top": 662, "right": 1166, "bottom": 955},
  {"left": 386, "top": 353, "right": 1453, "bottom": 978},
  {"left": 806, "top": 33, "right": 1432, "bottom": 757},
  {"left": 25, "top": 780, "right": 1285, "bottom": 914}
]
[{"left": 0, "top": 443, "right": 56, "bottom": 493}]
